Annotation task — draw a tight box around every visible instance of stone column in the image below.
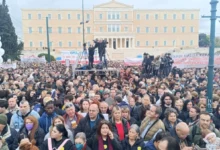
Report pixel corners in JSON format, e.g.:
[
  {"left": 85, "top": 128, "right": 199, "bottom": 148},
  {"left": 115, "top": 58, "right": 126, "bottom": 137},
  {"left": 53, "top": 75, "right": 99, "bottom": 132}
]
[
  {"left": 120, "top": 38, "right": 122, "bottom": 48},
  {"left": 129, "top": 38, "right": 132, "bottom": 48},
  {"left": 124, "top": 38, "right": 127, "bottom": 48},
  {"left": 111, "top": 38, "right": 114, "bottom": 49},
  {"left": 132, "top": 38, "right": 135, "bottom": 48}
]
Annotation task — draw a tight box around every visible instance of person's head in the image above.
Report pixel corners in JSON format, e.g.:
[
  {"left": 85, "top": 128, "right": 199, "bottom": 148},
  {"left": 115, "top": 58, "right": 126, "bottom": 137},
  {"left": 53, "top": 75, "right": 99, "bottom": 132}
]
[
  {"left": 149, "top": 105, "right": 162, "bottom": 120},
  {"left": 199, "top": 112, "right": 211, "bottom": 129},
  {"left": 52, "top": 116, "right": 65, "bottom": 126},
  {"left": 182, "top": 100, "right": 193, "bottom": 112},
  {"left": 111, "top": 106, "right": 122, "bottom": 122},
  {"left": 161, "top": 93, "right": 175, "bottom": 107},
  {"left": 0, "top": 114, "right": 7, "bottom": 132},
  {"left": 24, "top": 116, "right": 38, "bottom": 141},
  {"left": 175, "top": 99, "right": 184, "bottom": 111},
  {"left": 121, "top": 106, "right": 131, "bottom": 120},
  {"left": 0, "top": 100, "right": 8, "bottom": 113},
  {"left": 97, "top": 120, "right": 113, "bottom": 137},
  {"left": 141, "top": 94, "right": 151, "bottom": 106},
  {"left": 99, "top": 101, "right": 109, "bottom": 114},
  {"left": 65, "top": 103, "right": 76, "bottom": 118},
  {"left": 158, "top": 136, "right": 180, "bottom": 150},
  {"left": 199, "top": 96, "right": 207, "bottom": 104},
  {"left": 8, "top": 97, "right": 17, "bottom": 109},
  {"left": 128, "top": 96, "right": 136, "bottom": 107},
  {"left": 157, "top": 86, "right": 165, "bottom": 96},
  {"left": 51, "top": 124, "right": 68, "bottom": 140},
  {"left": 164, "top": 108, "right": 178, "bottom": 124},
  {"left": 80, "top": 99, "right": 90, "bottom": 112},
  {"left": 189, "top": 106, "right": 200, "bottom": 118},
  {"left": 128, "top": 124, "right": 140, "bottom": 140},
  {"left": 114, "top": 96, "right": 122, "bottom": 104},
  {"left": 198, "top": 102, "right": 206, "bottom": 112},
  {"left": 44, "top": 101, "right": 55, "bottom": 115},
  {"left": 64, "top": 94, "right": 73, "bottom": 104},
  {"left": 153, "top": 131, "right": 171, "bottom": 149},
  {"left": 89, "top": 104, "right": 99, "bottom": 120},
  {"left": 19, "top": 100, "right": 30, "bottom": 115},
  {"left": 202, "top": 129, "right": 217, "bottom": 144},
  {"left": 110, "top": 89, "right": 116, "bottom": 97},
  {"left": 175, "top": 122, "right": 190, "bottom": 140},
  {"left": 75, "top": 132, "right": 87, "bottom": 150}
]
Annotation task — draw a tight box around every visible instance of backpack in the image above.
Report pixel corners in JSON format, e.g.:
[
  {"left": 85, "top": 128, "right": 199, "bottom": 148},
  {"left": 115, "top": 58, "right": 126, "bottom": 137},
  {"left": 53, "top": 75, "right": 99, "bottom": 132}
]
[{"left": 47, "top": 138, "right": 69, "bottom": 150}]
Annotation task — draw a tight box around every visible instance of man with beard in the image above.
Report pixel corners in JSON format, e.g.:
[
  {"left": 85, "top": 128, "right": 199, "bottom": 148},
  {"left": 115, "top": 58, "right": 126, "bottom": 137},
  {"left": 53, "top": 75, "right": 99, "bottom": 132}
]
[{"left": 189, "top": 112, "right": 220, "bottom": 148}]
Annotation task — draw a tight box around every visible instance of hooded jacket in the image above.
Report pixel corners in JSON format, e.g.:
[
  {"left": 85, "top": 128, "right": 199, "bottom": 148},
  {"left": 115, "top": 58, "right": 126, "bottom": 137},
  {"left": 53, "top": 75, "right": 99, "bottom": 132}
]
[
  {"left": 38, "top": 112, "right": 57, "bottom": 133},
  {"left": 1, "top": 125, "right": 18, "bottom": 150}
]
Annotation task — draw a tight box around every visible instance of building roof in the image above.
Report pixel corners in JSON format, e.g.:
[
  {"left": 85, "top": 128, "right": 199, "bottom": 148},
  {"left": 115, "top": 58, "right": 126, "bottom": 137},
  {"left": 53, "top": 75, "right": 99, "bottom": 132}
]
[{"left": 94, "top": 0, "right": 133, "bottom": 8}]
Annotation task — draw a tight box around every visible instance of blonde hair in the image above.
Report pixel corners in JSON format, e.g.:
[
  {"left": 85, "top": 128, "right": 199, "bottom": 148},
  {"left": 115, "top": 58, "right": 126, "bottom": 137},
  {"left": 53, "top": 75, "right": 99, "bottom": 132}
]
[
  {"left": 111, "top": 106, "right": 122, "bottom": 122},
  {"left": 121, "top": 106, "right": 131, "bottom": 120}
]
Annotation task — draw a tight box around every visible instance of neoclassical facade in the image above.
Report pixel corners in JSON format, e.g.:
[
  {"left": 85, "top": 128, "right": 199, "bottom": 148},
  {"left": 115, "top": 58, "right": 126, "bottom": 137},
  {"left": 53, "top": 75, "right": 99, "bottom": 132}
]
[{"left": 22, "top": 0, "right": 200, "bottom": 51}]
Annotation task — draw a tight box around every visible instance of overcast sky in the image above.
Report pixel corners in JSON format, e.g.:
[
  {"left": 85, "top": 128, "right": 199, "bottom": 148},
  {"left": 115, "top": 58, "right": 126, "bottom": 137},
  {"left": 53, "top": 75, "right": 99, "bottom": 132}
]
[{"left": 4, "top": 0, "right": 220, "bottom": 40}]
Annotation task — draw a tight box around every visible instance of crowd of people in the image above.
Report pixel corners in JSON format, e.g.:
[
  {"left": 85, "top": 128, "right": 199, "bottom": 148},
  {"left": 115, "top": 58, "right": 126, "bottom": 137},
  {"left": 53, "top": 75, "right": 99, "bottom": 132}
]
[{"left": 0, "top": 61, "right": 219, "bottom": 150}]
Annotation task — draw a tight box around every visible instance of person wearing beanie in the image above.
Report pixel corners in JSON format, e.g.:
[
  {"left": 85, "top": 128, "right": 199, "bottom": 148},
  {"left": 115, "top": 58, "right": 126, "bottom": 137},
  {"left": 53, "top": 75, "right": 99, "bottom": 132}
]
[{"left": 0, "top": 114, "right": 19, "bottom": 150}]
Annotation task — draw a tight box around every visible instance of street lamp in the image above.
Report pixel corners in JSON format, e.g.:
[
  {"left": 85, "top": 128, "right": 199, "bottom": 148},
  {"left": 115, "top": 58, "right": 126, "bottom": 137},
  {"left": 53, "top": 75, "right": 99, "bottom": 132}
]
[{"left": 81, "top": 0, "right": 89, "bottom": 48}]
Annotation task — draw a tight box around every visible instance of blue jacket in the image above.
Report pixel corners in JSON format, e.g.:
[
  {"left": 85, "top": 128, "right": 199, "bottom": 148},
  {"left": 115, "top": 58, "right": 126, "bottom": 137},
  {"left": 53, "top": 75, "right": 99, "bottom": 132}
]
[
  {"left": 145, "top": 140, "right": 156, "bottom": 150},
  {"left": 10, "top": 110, "right": 40, "bottom": 132},
  {"left": 39, "top": 112, "right": 57, "bottom": 134}
]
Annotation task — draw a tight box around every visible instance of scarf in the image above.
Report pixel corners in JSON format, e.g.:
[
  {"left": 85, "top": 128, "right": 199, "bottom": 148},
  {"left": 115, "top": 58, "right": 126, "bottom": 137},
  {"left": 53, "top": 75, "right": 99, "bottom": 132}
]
[{"left": 98, "top": 136, "right": 113, "bottom": 150}]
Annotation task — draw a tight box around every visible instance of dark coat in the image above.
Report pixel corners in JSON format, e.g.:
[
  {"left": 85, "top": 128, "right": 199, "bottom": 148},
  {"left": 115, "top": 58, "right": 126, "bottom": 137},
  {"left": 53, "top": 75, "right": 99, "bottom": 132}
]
[
  {"left": 133, "top": 104, "right": 149, "bottom": 126},
  {"left": 87, "top": 134, "right": 122, "bottom": 150},
  {"left": 75, "top": 113, "right": 104, "bottom": 139},
  {"left": 128, "top": 117, "right": 137, "bottom": 125},
  {"left": 40, "top": 137, "right": 74, "bottom": 150},
  {"left": 122, "top": 137, "right": 147, "bottom": 150},
  {"left": 2, "top": 125, "right": 19, "bottom": 150},
  {"left": 163, "top": 118, "right": 182, "bottom": 134},
  {"left": 212, "top": 113, "right": 220, "bottom": 130},
  {"left": 19, "top": 126, "right": 45, "bottom": 148},
  {"left": 110, "top": 118, "right": 128, "bottom": 138}
]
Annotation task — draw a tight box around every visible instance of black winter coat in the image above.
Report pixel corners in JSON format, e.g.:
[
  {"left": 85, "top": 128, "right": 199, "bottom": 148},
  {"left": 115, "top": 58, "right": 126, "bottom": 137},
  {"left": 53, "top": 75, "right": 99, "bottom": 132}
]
[
  {"left": 128, "top": 117, "right": 137, "bottom": 125},
  {"left": 212, "top": 113, "right": 220, "bottom": 130},
  {"left": 19, "top": 126, "right": 45, "bottom": 148},
  {"left": 87, "top": 134, "right": 122, "bottom": 150},
  {"left": 163, "top": 118, "right": 182, "bottom": 134},
  {"left": 110, "top": 118, "right": 128, "bottom": 139},
  {"left": 2, "top": 125, "right": 19, "bottom": 150},
  {"left": 40, "top": 137, "right": 74, "bottom": 150},
  {"left": 122, "top": 137, "right": 147, "bottom": 150},
  {"left": 75, "top": 113, "right": 104, "bottom": 139}
]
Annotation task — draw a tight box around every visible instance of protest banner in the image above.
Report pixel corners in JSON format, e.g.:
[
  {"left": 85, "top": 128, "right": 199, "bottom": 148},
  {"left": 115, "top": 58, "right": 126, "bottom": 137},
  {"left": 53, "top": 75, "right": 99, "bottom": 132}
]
[
  {"left": 0, "top": 63, "right": 17, "bottom": 69},
  {"left": 20, "top": 55, "right": 46, "bottom": 63}
]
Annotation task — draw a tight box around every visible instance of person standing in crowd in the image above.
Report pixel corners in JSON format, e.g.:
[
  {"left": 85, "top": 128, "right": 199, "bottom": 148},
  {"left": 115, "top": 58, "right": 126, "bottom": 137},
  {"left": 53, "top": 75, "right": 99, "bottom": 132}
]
[
  {"left": 75, "top": 103, "right": 104, "bottom": 139},
  {"left": 212, "top": 104, "right": 220, "bottom": 130},
  {"left": 87, "top": 120, "right": 122, "bottom": 150},
  {"left": 140, "top": 105, "right": 165, "bottom": 141},
  {"left": 19, "top": 116, "right": 45, "bottom": 148},
  {"left": 158, "top": 136, "right": 180, "bottom": 150},
  {"left": 110, "top": 106, "right": 129, "bottom": 141},
  {"left": 190, "top": 112, "right": 220, "bottom": 148},
  {"left": 10, "top": 100, "right": 40, "bottom": 132},
  {"left": 186, "top": 106, "right": 200, "bottom": 127},
  {"left": 88, "top": 44, "right": 95, "bottom": 68},
  {"left": 74, "top": 132, "right": 91, "bottom": 150},
  {"left": 121, "top": 106, "right": 137, "bottom": 126},
  {"left": 179, "top": 100, "right": 193, "bottom": 122},
  {"left": 7, "top": 97, "right": 19, "bottom": 114},
  {"left": 78, "top": 99, "right": 90, "bottom": 115},
  {"left": 0, "top": 100, "right": 12, "bottom": 124},
  {"left": 122, "top": 124, "right": 146, "bottom": 150},
  {"left": 99, "top": 101, "right": 110, "bottom": 115},
  {"left": 40, "top": 124, "right": 74, "bottom": 150},
  {"left": 38, "top": 101, "right": 58, "bottom": 134}
]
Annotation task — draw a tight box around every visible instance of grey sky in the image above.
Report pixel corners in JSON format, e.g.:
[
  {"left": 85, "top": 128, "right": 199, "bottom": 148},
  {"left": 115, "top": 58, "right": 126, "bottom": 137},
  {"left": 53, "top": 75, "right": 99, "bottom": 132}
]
[{"left": 4, "top": 0, "right": 220, "bottom": 40}]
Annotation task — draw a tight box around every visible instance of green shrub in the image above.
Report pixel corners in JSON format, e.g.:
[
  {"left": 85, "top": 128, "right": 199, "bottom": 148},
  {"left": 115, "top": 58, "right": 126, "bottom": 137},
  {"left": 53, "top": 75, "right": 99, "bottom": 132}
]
[{"left": 38, "top": 53, "right": 55, "bottom": 62}]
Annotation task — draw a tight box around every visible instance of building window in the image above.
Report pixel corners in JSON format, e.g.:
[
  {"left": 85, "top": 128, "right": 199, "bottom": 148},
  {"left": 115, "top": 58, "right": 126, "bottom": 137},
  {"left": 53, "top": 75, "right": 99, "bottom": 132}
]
[
  {"left": 108, "top": 25, "right": 111, "bottom": 32},
  {"left": 28, "top": 14, "right": 32, "bottom": 20},
  {"left": 78, "top": 41, "right": 81, "bottom": 47},
  {"left": 112, "top": 13, "right": 115, "bottom": 19},
  {"left": 59, "top": 41, "right": 62, "bottom": 47},
  {"left": 164, "top": 27, "right": 167, "bottom": 33},
  {"left": 68, "top": 14, "right": 71, "bottom": 20},
  {"left": 182, "top": 14, "right": 185, "bottom": 20},
  {"left": 116, "top": 25, "right": 120, "bottom": 32},
  {"left": 38, "top": 27, "right": 42, "bottom": 34},
  {"left": 49, "top": 42, "right": 52, "bottom": 47},
  {"left": 38, "top": 14, "right": 41, "bottom": 20},
  {"left": 68, "top": 41, "right": 72, "bottom": 47},
  {"left": 137, "top": 27, "right": 140, "bottom": 33},
  {"left": 58, "top": 27, "right": 62, "bottom": 34},
  {"left": 182, "top": 26, "right": 185, "bottom": 33},
  {"left": 77, "top": 27, "right": 81, "bottom": 33},
  {"left": 155, "top": 41, "right": 158, "bottom": 46},
  {"left": 100, "top": 27, "right": 103, "bottom": 32},
  {"left": 182, "top": 40, "right": 185, "bottom": 46},
  {"left": 136, "top": 41, "right": 140, "bottom": 47},
  {"left": 146, "top": 41, "right": 149, "bottom": 46},
  {"left": 191, "top": 26, "right": 194, "bottom": 32},
  {"left": 155, "top": 14, "right": 158, "bottom": 20},
  {"left": 136, "top": 14, "right": 140, "bottom": 20},
  {"left": 77, "top": 14, "right": 80, "bottom": 20},
  {"left": 155, "top": 27, "right": 158, "bottom": 33},
  {"left": 125, "top": 14, "right": 128, "bottom": 19},
  {"left": 87, "top": 14, "right": 90, "bottom": 20},
  {"left": 58, "top": 14, "right": 62, "bottom": 20},
  {"left": 48, "top": 27, "right": 52, "bottom": 33},
  {"left": 117, "top": 13, "right": 120, "bottom": 19},
  {"left": 164, "top": 41, "right": 167, "bottom": 46},
  {"left": 100, "top": 14, "right": 103, "bottom": 20},
  {"left": 87, "top": 27, "right": 91, "bottom": 33},
  {"left": 190, "top": 40, "right": 193, "bottom": 46},
  {"left": 30, "top": 41, "right": 33, "bottom": 47},
  {"left": 146, "top": 27, "right": 149, "bottom": 33},
  {"left": 68, "top": 27, "right": 72, "bottom": 33},
  {"left": 112, "top": 25, "right": 115, "bottom": 32},
  {"left": 173, "top": 14, "right": 176, "bottom": 20},
  {"left": 172, "top": 27, "right": 176, "bottom": 33},
  {"left": 124, "top": 27, "right": 128, "bottom": 32},
  {"left": 48, "top": 14, "right": 51, "bottom": 20},
  {"left": 164, "top": 14, "right": 167, "bottom": 20},
  {"left": 28, "top": 27, "right": 32, "bottom": 34},
  {"left": 108, "top": 13, "right": 111, "bottom": 20},
  {"left": 191, "top": 14, "right": 194, "bottom": 20},
  {"left": 146, "top": 14, "right": 149, "bottom": 20},
  {"left": 39, "top": 41, "right": 43, "bottom": 47},
  {"left": 173, "top": 40, "right": 176, "bottom": 46}
]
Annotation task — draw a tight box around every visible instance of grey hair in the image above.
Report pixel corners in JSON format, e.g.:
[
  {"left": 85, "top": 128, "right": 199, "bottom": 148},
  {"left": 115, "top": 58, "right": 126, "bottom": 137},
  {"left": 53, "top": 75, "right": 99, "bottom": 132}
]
[
  {"left": 75, "top": 132, "right": 86, "bottom": 142},
  {"left": 19, "top": 100, "right": 29, "bottom": 106},
  {"left": 164, "top": 107, "right": 178, "bottom": 119},
  {"left": 130, "top": 124, "right": 141, "bottom": 139}
]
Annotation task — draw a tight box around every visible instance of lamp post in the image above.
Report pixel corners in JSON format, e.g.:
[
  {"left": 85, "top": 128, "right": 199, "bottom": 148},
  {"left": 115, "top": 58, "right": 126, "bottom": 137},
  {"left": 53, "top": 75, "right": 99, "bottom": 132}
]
[
  {"left": 81, "top": 0, "right": 89, "bottom": 49},
  {"left": 202, "top": 0, "right": 220, "bottom": 113}
]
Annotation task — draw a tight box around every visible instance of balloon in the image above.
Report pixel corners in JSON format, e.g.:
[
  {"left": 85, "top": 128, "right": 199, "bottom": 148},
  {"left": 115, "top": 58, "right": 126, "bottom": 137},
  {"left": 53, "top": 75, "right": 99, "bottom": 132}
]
[
  {"left": 0, "top": 37, "right": 4, "bottom": 63},
  {"left": 0, "top": 48, "right": 5, "bottom": 56}
]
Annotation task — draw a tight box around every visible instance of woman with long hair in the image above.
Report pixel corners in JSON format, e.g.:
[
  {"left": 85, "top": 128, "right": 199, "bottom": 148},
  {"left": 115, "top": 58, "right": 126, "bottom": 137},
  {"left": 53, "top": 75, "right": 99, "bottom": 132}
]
[
  {"left": 19, "top": 116, "right": 45, "bottom": 148},
  {"left": 110, "top": 106, "right": 129, "bottom": 141},
  {"left": 87, "top": 120, "right": 122, "bottom": 150},
  {"left": 40, "top": 124, "right": 74, "bottom": 150},
  {"left": 78, "top": 99, "right": 90, "bottom": 115},
  {"left": 44, "top": 115, "right": 74, "bottom": 143},
  {"left": 121, "top": 106, "right": 137, "bottom": 126}
]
